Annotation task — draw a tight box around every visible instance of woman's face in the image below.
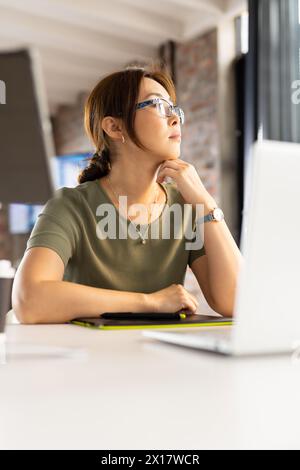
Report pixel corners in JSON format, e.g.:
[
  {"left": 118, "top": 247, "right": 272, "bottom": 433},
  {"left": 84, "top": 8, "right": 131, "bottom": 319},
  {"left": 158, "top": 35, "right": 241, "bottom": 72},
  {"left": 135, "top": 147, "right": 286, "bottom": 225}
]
[{"left": 132, "top": 77, "right": 182, "bottom": 163}]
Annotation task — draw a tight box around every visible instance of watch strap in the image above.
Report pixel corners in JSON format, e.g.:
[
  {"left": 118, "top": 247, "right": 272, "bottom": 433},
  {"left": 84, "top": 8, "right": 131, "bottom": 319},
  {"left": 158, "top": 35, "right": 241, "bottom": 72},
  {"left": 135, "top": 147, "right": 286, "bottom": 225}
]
[
  {"left": 196, "top": 208, "right": 222, "bottom": 225},
  {"left": 204, "top": 212, "right": 214, "bottom": 223}
]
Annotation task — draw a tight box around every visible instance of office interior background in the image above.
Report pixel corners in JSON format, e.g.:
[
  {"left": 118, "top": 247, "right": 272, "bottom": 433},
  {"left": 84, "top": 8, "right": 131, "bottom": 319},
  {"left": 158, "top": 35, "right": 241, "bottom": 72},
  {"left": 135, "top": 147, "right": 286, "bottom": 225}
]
[{"left": 0, "top": 0, "right": 299, "bottom": 315}]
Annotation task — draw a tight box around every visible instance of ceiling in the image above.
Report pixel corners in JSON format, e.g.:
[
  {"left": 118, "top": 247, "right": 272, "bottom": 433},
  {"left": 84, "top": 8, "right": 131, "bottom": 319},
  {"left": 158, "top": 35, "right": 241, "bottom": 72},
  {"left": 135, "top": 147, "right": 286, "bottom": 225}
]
[{"left": 0, "top": 0, "right": 246, "bottom": 114}]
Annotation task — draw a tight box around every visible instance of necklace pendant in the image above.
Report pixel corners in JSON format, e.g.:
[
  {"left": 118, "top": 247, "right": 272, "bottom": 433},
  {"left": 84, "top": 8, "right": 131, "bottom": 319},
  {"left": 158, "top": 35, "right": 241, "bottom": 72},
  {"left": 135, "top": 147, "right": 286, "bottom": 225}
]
[{"left": 141, "top": 239, "right": 146, "bottom": 245}]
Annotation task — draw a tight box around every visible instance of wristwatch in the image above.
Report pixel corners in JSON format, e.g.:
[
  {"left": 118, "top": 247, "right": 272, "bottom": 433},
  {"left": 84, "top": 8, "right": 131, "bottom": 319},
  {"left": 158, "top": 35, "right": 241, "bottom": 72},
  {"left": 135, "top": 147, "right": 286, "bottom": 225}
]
[{"left": 196, "top": 207, "right": 224, "bottom": 225}]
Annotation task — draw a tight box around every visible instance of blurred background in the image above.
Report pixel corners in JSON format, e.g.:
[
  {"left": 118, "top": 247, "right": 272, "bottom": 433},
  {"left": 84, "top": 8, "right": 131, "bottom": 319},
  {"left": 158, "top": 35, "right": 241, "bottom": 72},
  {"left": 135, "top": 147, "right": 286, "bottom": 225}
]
[{"left": 0, "top": 0, "right": 299, "bottom": 314}]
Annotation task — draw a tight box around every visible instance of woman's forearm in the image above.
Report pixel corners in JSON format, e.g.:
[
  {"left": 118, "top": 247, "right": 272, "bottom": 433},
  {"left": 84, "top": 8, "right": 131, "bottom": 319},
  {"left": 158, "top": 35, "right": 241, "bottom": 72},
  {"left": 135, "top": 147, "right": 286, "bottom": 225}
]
[
  {"left": 200, "top": 194, "right": 244, "bottom": 315},
  {"left": 15, "top": 280, "right": 150, "bottom": 324}
]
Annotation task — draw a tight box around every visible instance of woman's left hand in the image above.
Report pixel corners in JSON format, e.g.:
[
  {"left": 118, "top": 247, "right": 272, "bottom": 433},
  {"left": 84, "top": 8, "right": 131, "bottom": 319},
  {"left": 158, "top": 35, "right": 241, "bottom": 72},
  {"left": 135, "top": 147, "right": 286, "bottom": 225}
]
[{"left": 156, "top": 158, "right": 214, "bottom": 206}]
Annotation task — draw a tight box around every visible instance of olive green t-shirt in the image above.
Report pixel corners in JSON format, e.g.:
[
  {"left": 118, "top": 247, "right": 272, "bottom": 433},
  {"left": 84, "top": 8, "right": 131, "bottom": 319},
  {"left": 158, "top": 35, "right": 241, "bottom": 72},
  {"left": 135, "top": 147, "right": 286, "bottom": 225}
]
[{"left": 25, "top": 178, "right": 206, "bottom": 294}]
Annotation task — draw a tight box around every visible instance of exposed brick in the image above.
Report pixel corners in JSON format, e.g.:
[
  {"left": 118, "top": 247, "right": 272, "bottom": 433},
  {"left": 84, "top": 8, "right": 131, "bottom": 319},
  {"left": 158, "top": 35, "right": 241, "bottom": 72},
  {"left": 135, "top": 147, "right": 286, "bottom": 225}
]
[{"left": 176, "top": 29, "right": 220, "bottom": 204}]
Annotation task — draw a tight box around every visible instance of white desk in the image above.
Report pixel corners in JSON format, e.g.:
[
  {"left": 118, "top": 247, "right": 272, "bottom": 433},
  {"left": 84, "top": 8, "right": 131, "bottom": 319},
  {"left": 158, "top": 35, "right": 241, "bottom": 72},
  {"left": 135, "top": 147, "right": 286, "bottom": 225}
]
[{"left": 1, "top": 318, "right": 300, "bottom": 450}]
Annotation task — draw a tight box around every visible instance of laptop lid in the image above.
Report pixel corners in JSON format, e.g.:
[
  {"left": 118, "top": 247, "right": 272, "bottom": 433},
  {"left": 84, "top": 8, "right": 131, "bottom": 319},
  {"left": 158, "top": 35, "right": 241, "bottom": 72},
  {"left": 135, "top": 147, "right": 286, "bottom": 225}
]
[{"left": 232, "top": 140, "right": 300, "bottom": 354}]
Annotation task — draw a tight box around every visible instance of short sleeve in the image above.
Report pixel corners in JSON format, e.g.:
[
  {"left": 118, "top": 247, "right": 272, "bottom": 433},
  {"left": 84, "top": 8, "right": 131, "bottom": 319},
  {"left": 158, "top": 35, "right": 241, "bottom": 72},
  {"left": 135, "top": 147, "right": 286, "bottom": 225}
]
[{"left": 25, "top": 187, "right": 80, "bottom": 269}]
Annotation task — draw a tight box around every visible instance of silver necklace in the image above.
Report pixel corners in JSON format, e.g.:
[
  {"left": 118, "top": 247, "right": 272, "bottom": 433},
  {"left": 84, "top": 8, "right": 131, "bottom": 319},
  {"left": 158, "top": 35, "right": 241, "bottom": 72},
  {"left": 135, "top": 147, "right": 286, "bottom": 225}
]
[{"left": 106, "top": 175, "right": 159, "bottom": 245}]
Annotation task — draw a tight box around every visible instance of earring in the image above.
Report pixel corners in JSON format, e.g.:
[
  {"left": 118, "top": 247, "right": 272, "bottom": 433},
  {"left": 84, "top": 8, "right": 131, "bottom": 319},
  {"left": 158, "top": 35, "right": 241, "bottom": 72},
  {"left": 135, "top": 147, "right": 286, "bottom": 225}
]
[{"left": 121, "top": 135, "right": 125, "bottom": 144}]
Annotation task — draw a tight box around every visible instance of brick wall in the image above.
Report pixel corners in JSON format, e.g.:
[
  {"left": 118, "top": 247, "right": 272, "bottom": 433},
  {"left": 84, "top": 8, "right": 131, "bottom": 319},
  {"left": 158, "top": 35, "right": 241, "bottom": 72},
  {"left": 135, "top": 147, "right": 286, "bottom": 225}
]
[{"left": 176, "top": 29, "right": 221, "bottom": 203}]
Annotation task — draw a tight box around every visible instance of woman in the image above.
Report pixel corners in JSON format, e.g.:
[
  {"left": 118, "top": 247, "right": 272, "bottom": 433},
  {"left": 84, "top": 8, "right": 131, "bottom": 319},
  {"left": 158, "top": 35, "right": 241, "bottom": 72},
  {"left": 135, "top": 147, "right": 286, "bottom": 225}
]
[{"left": 12, "top": 65, "right": 242, "bottom": 324}]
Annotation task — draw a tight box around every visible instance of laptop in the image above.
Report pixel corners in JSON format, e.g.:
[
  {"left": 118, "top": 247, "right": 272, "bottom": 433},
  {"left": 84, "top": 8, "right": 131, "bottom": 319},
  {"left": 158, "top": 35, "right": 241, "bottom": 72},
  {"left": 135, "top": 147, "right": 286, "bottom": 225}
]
[{"left": 142, "top": 140, "right": 300, "bottom": 356}]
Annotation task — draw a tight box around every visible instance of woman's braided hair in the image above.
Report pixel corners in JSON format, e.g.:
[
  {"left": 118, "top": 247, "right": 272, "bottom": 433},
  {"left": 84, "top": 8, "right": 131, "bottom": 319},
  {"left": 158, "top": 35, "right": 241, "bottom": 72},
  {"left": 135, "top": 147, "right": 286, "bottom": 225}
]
[{"left": 78, "top": 147, "right": 111, "bottom": 183}]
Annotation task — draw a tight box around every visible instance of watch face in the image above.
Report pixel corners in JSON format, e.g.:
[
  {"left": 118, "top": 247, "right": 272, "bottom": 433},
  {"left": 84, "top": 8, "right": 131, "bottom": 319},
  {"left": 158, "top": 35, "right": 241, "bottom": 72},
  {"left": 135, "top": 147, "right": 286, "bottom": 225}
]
[{"left": 213, "top": 208, "right": 224, "bottom": 221}]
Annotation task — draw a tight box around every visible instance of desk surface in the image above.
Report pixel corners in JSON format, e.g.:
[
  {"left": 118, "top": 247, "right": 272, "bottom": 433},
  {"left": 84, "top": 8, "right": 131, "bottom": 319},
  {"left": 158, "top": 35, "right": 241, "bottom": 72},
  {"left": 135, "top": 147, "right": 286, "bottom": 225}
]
[{"left": 1, "top": 322, "right": 300, "bottom": 450}]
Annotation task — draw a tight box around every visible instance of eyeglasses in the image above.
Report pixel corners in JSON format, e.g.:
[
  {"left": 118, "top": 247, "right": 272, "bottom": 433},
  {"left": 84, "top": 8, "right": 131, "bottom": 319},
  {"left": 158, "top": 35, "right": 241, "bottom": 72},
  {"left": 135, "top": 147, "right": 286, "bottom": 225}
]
[{"left": 135, "top": 98, "right": 185, "bottom": 125}]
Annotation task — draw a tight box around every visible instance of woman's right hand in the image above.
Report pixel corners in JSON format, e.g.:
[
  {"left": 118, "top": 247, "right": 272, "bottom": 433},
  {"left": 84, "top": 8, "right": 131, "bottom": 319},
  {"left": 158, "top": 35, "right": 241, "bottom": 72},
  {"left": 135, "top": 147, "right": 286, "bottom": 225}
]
[{"left": 146, "top": 284, "right": 199, "bottom": 315}]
